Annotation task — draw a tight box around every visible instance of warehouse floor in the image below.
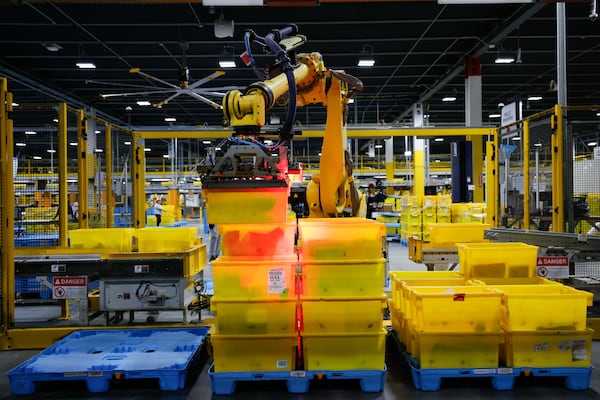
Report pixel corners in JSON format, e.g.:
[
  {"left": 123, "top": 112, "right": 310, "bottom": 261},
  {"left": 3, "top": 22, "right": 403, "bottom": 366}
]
[{"left": 2, "top": 224, "right": 600, "bottom": 399}]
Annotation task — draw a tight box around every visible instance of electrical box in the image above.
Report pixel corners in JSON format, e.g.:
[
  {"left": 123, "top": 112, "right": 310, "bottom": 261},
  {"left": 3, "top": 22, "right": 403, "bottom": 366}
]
[{"left": 100, "top": 278, "right": 185, "bottom": 311}]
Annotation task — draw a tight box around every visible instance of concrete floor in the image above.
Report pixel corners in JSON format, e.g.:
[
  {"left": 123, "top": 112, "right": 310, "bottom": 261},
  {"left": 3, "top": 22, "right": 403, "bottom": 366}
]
[{"left": 2, "top": 225, "right": 600, "bottom": 399}]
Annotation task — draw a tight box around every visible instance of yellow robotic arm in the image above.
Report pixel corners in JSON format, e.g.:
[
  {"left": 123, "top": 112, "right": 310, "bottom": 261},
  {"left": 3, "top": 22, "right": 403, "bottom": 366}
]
[{"left": 221, "top": 27, "right": 366, "bottom": 218}]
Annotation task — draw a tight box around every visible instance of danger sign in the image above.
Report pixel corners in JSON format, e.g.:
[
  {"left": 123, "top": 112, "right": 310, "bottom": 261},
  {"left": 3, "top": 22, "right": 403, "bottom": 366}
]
[
  {"left": 52, "top": 276, "right": 87, "bottom": 299},
  {"left": 536, "top": 256, "right": 569, "bottom": 279}
]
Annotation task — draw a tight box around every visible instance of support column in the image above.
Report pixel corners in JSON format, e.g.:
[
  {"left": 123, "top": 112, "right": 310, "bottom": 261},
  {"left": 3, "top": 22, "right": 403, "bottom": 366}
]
[
  {"left": 385, "top": 137, "right": 394, "bottom": 183},
  {"left": 465, "top": 56, "right": 484, "bottom": 202},
  {"left": 132, "top": 132, "right": 146, "bottom": 229},
  {"left": 57, "top": 103, "right": 68, "bottom": 246},
  {"left": 1, "top": 77, "right": 16, "bottom": 337},
  {"left": 77, "top": 110, "right": 89, "bottom": 229},
  {"left": 412, "top": 104, "right": 425, "bottom": 198},
  {"left": 522, "top": 119, "right": 530, "bottom": 229},
  {"left": 105, "top": 125, "right": 114, "bottom": 228},
  {"left": 485, "top": 140, "right": 499, "bottom": 227}
]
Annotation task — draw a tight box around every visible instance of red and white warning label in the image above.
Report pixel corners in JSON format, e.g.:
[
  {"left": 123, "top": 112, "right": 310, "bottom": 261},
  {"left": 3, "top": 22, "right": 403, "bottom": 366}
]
[
  {"left": 536, "top": 256, "right": 569, "bottom": 279},
  {"left": 52, "top": 276, "right": 88, "bottom": 299}
]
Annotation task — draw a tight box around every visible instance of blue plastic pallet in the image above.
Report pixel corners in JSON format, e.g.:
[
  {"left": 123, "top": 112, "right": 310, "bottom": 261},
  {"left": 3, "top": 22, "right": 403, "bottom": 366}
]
[
  {"left": 408, "top": 361, "right": 593, "bottom": 391},
  {"left": 209, "top": 364, "right": 386, "bottom": 394},
  {"left": 390, "top": 329, "right": 593, "bottom": 391},
  {"left": 7, "top": 327, "right": 210, "bottom": 395}
]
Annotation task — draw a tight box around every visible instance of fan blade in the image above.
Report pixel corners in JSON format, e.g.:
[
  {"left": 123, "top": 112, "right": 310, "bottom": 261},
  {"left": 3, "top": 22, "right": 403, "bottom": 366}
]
[
  {"left": 187, "top": 70, "right": 226, "bottom": 90},
  {"left": 154, "top": 91, "right": 183, "bottom": 108},
  {"left": 86, "top": 80, "right": 160, "bottom": 90},
  {"left": 187, "top": 92, "right": 223, "bottom": 109},
  {"left": 100, "top": 89, "right": 177, "bottom": 99},
  {"left": 131, "top": 68, "right": 181, "bottom": 90}
]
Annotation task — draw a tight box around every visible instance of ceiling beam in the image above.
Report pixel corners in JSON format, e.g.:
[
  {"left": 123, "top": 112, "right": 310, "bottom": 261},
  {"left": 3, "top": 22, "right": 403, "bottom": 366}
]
[{"left": 391, "top": 1, "right": 547, "bottom": 123}]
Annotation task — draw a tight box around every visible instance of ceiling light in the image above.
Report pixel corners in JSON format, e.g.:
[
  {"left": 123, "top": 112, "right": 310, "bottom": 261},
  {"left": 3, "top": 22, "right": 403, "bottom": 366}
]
[
  {"left": 404, "top": 150, "right": 412, "bottom": 157},
  {"left": 588, "top": 142, "right": 598, "bottom": 147},
  {"left": 358, "top": 44, "right": 375, "bottom": 67},
  {"left": 534, "top": 143, "right": 543, "bottom": 147},
  {"left": 512, "top": 137, "right": 521, "bottom": 141},
  {"left": 15, "top": 142, "right": 26, "bottom": 147},
  {"left": 219, "top": 60, "right": 236, "bottom": 68},
  {"left": 53, "top": 118, "right": 59, "bottom": 123},
  {"left": 137, "top": 100, "right": 151, "bottom": 106},
  {"left": 164, "top": 117, "right": 176, "bottom": 122},
  {"left": 69, "top": 142, "right": 77, "bottom": 146},
  {"left": 33, "top": 156, "right": 42, "bottom": 160},
  {"left": 76, "top": 62, "right": 96, "bottom": 69},
  {"left": 144, "top": 148, "right": 151, "bottom": 152},
  {"left": 489, "top": 113, "right": 501, "bottom": 118},
  {"left": 348, "top": 98, "right": 355, "bottom": 104},
  {"left": 163, "top": 154, "right": 170, "bottom": 158},
  {"left": 434, "top": 138, "right": 444, "bottom": 142},
  {"left": 47, "top": 149, "right": 56, "bottom": 153},
  {"left": 495, "top": 55, "right": 515, "bottom": 64},
  {"left": 374, "top": 144, "right": 383, "bottom": 149},
  {"left": 124, "top": 141, "right": 131, "bottom": 145},
  {"left": 12, "top": 102, "right": 19, "bottom": 107},
  {"left": 43, "top": 43, "right": 62, "bottom": 52},
  {"left": 215, "top": 147, "right": 222, "bottom": 151},
  {"left": 95, "top": 148, "right": 103, "bottom": 153},
  {"left": 528, "top": 96, "right": 543, "bottom": 101},
  {"left": 203, "top": 140, "right": 212, "bottom": 144},
  {"left": 94, "top": 130, "right": 101, "bottom": 134},
  {"left": 442, "top": 97, "right": 457, "bottom": 102},
  {"left": 435, "top": 159, "right": 441, "bottom": 162},
  {"left": 25, "top": 131, "right": 37, "bottom": 135}
]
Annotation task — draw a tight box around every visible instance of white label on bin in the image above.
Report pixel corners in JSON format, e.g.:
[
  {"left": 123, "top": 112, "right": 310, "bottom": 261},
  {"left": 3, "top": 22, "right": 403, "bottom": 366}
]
[
  {"left": 572, "top": 339, "right": 588, "bottom": 361},
  {"left": 276, "top": 360, "right": 289, "bottom": 369},
  {"left": 290, "top": 371, "right": 306, "bottom": 377},
  {"left": 268, "top": 268, "right": 286, "bottom": 294}
]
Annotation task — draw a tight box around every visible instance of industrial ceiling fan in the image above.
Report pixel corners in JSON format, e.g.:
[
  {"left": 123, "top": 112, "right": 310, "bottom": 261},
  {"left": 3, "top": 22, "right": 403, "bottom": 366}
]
[{"left": 87, "top": 41, "right": 240, "bottom": 110}]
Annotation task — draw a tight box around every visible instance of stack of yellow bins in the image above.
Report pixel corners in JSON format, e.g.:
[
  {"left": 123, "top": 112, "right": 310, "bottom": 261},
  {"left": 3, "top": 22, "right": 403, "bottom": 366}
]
[
  {"left": 210, "top": 222, "right": 299, "bottom": 372},
  {"left": 483, "top": 282, "right": 592, "bottom": 369},
  {"left": 298, "top": 218, "right": 387, "bottom": 371},
  {"left": 400, "top": 195, "right": 422, "bottom": 242}
]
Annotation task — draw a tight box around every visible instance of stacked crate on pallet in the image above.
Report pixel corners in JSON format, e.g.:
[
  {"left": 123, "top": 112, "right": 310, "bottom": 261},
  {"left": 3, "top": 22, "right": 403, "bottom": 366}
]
[
  {"left": 421, "top": 196, "right": 437, "bottom": 242},
  {"left": 404, "top": 285, "right": 504, "bottom": 369},
  {"left": 210, "top": 222, "right": 299, "bottom": 373},
  {"left": 388, "top": 271, "right": 466, "bottom": 349},
  {"left": 458, "top": 241, "right": 594, "bottom": 384},
  {"left": 376, "top": 211, "right": 401, "bottom": 239},
  {"left": 298, "top": 218, "right": 387, "bottom": 371},
  {"left": 400, "top": 195, "right": 421, "bottom": 244}
]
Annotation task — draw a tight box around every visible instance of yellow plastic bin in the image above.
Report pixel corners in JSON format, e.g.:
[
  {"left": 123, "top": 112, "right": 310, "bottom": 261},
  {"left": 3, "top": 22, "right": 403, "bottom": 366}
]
[
  {"left": 427, "top": 223, "right": 490, "bottom": 245},
  {"left": 211, "top": 297, "right": 297, "bottom": 335},
  {"left": 493, "top": 284, "right": 592, "bottom": 331},
  {"left": 407, "top": 286, "right": 503, "bottom": 333},
  {"left": 301, "top": 259, "right": 386, "bottom": 297},
  {"left": 409, "top": 329, "right": 502, "bottom": 369},
  {"left": 210, "top": 333, "right": 298, "bottom": 372},
  {"left": 218, "top": 222, "right": 296, "bottom": 257},
  {"left": 204, "top": 187, "right": 289, "bottom": 224},
  {"left": 302, "top": 329, "right": 387, "bottom": 370},
  {"left": 298, "top": 218, "right": 385, "bottom": 260},
  {"left": 300, "top": 295, "right": 387, "bottom": 333},
  {"left": 69, "top": 228, "right": 134, "bottom": 252},
  {"left": 503, "top": 329, "right": 593, "bottom": 368},
  {"left": 457, "top": 242, "right": 539, "bottom": 279},
  {"left": 136, "top": 227, "right": 197, "bottom": 252},
  {"left": 211, "top": 256, "right": 297, "bottom": 299}
]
